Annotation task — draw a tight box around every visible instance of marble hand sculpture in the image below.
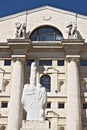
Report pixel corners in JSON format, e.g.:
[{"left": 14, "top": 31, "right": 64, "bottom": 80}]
[{"left": 21, "top": 62, "right": 47, "bottom": 121}]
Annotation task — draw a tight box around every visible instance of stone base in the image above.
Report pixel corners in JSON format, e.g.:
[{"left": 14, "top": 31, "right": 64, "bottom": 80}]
[{"left": 20, "top": 120, "right": 50, "bottom": 130}]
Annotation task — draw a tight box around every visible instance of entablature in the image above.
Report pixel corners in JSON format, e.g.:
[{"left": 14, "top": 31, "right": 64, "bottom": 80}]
[{"left": 0, "top": 39, "right": 86, "bottom": 57}]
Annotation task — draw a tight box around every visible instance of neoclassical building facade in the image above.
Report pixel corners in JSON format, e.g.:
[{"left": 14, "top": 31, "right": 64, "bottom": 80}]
[{"left": 0, "top": 6, "right": 87, "bottom": 130}]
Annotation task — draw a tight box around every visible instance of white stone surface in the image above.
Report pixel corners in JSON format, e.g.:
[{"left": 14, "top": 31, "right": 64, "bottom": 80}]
[
  {"left": 0, "top": 71, "right": 4, "bottom": 92},
  {"left": 20, "top": 121, "right": 50, "bottom": 130},
  {"left": 0, "top": 6, "right": 87, "bottom": 42},
  {"left": 66, "top": 57, "right": 82, "bottom": 130},
  {"left": 0, "top": 6, "right": 87, "bottom": 130},
  {"left": 20, "top": 120, "right": 50, "bottom": 130},
  {"left": 22, "top": 120, "right": 49, "bottom": 128},
  {"left": 8, "top": 56, "right": 25, "bottom": 130},
  {"left": 21, "top": 62, "right": 47, "bottom": 121}
]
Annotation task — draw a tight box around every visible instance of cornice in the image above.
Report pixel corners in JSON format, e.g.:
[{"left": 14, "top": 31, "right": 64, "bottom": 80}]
[
  {"left": 0, "top": 6, "right": 87, "bottom": 22},
  {"left": 0, "top": 39, "right": 87, "bottom": 55}
]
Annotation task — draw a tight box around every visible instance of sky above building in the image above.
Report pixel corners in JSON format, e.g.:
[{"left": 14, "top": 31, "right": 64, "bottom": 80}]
[{"left": 0, "top": 0, "right": 87, "bottom": 18}]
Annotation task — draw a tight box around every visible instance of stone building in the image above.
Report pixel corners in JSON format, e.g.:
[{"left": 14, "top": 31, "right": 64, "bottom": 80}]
[{"left": 0, "top": 5, "right": 87, "bottom": 130}]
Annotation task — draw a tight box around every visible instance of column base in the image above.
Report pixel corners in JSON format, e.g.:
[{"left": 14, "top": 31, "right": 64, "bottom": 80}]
[{"left": 20, "top": 120, "right": 50, "bottom": 130}]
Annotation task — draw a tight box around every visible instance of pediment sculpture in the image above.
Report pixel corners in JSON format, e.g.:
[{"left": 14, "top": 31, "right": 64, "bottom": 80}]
[{"left": 66, "top": 22, "right": 82, "bottom": 39}]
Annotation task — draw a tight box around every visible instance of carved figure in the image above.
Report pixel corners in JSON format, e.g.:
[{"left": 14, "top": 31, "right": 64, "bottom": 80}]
[
  {"left": 66, "top": 22, "right": 82, "bottom": 39},
  {"left": 21, "top": 62, "right": 47, "bottom": 121},
  {"left": 15, "top": 22, "right": 26, "bottom": 38}
]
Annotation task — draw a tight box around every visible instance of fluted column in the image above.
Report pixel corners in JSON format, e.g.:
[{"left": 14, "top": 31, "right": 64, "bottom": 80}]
[
  {"left": 8, "top": 55, "right": 26, "bottom": 130},
  {"left": 66, "top": 56, "right": 82, "bottom": 130}
]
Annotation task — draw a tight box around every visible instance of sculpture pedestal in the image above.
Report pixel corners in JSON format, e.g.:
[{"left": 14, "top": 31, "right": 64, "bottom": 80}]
[{"left": 20, "top": 120, "right": 50, "bottom": 130}]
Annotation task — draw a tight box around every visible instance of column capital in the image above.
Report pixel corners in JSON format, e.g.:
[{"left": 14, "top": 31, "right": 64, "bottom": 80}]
[
  {"left": 11, "top": 55, "right": 26, "bottom": 63},
  {"left": 62, "top": 39, "right": 84, "bottom": 55},
  {"left": 66, "top": 55, "right": 80, "bottom": 63}
]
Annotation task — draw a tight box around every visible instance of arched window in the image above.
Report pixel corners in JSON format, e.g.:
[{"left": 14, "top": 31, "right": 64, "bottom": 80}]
[
  {"left": 30, "top": 26, "right": 63, "bottom": 41},
  {"left": 0, "top": 125, "right": 6, "bottom": 130},
  {"left": 40, "top": 75, "right": 51, "bottom": 92},
  {"left": 59, "top": 126, "right": 64, "bottom": 130}
]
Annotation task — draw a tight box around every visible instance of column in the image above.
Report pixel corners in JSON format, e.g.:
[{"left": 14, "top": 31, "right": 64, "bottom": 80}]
[
  {"left": 51, "top": 116, "right": 58, "bottom": 130},
  {"left": 51, "top": 73, "right": 58, "bottom": 93},
  {"left": 8, "top": 55, "right": 26, "bottom": 130},
  {"left": 0, "top": 69, "right": 4, "bottom": 92},
  {"left": 66, "top": 56, "right": 82, "bottom": 130}
]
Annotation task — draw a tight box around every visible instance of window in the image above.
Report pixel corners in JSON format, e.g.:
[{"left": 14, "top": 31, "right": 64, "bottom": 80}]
[
  {"left": 1, "top": 102, "right": 8, "bottom": 108},
  {"left": 0, "top": 126, "right": 6, "bottom": 130},
  {"left": 57, "top": 60, "right": 64, "bottom": 66},
  {"left": 80, "top": 60, "right": 87, "bottom": 66},
  {"left": 58, "top": 103, "right": 65, "bottom": 108},
  {"left": 83, "top": 103, "right": 87, "bottom": 109},
  {"left": 40, "top": 75, "right": 51, "bottom": 92},
  {"left": 59, "top": 126, "right": 64, "bottom": 130},
  {"left": 47, "top": 102, "right": 51, "bottom": 108},
  {"left": 27, "top": 60, "right": 34, "bottom": 66},
  {"left": 4, "top": 60, "right": 11, "bottom": 66},
  {"left": 39, "top": 60, "right": 52, "bottom": 66},
  {"left": 30, "top": 26, "right": 63, "bottom": 41}
]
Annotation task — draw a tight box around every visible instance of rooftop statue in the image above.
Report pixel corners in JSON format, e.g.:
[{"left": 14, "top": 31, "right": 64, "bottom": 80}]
[
  {"left": 21, "top": 62, "right": 47, "bottom": 121},
  {"left": 66, "top": 22, "right": 82, "bottom": 39},
  {"left": 15, "top": 22, "right": 26, "bottom": 38}
]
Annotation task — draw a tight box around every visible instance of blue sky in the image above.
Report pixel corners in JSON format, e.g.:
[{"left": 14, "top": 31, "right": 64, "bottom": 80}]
[{"left": 0, "top": 0, "right": 87, "bottom": 18}]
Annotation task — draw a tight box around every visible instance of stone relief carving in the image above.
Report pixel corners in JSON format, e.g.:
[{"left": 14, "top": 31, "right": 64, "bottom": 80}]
[
  {"left": 66, "top": 22, "right": 82, "bottom": 39},
  {"left": 15, "top": 22, "right": 26, "bottom": 38},
  {"left": 43, "top": 16, "right": 52, "bottom": 21},
  {"left": 21, "top": 62, "right": 47, "bottom": 121}
]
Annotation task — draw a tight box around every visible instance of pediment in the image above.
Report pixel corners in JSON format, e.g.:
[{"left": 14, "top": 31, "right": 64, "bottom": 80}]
[
  {"left": 1, "top": 5, "right": 87, "bottom": 21},
  {"left": 46, "top": 110, "right": 59, "bottom": 118},
  {"left": 0, "top": 5, "right": 87, "bottom": 43},
  {"left": 45, "top": 67, "right": 59, "bottom": 73},
  {"left": 0, "top": 68, "right": 5, "bottom": 73},
  {"left": 27, "top": 5, "right": 76, "bottom": 16},
  {"left": 26, "top": 6, "right": 87, "bottom": 19},
  {"left": 38, "top": 66, "right": 59, "bottom": 74}
]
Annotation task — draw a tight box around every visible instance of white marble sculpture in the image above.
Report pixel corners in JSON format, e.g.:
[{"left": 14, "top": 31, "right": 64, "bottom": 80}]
[
  {"left": 15, "top": 22, "right": 26, "bottom": 38},
  {"left": 21, "top": 62, "right": 47, "bottom": 121},
  {"left": 66, "top": 22, "right": 82, "bottom": 39}
]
